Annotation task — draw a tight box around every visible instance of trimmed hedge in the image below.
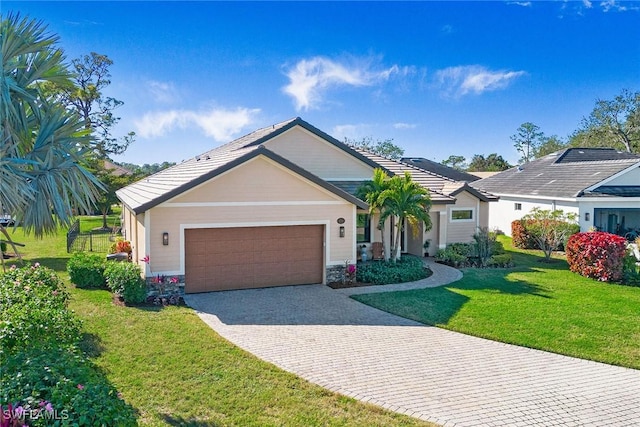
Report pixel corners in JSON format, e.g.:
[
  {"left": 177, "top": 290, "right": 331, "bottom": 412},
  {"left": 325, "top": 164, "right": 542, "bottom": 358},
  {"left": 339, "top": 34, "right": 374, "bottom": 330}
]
[
  {"left": 566, "top": 232, "right": 627, "bottom": 282},
  {"left": 357, "top": 255, "right": 428, "bottom": 285},
  {"left": 67, "top": 252, "right": 106, "bottom": 289},
  {"left": 104, "top": 262, "right": 147, "bottom": 304}
]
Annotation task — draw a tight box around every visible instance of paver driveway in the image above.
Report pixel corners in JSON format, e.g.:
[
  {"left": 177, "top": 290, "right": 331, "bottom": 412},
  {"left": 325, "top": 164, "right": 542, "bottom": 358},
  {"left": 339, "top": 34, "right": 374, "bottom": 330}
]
[{"left": 185, "top": 279, "right": 640, "bottom": 426}]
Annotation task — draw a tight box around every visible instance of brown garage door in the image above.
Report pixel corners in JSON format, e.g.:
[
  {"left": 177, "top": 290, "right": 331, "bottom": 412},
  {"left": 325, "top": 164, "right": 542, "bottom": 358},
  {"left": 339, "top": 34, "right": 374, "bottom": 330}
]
[{"left": 184, "top": 225, "right": 324, "bottom": 293}]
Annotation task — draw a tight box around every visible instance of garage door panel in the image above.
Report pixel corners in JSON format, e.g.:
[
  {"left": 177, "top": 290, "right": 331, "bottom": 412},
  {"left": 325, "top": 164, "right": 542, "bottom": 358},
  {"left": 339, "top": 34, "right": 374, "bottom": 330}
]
[{"left": 185, "top": 225, "right": 324, "bottom": 293}]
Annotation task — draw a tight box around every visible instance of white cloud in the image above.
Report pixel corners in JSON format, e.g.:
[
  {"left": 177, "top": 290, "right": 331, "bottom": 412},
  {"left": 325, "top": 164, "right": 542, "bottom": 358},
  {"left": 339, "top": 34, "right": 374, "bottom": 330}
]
[
  {"left": 282, "top": 56, "right": 407, "bottom": 111},
  {"left": 583, "top": 0, "right": 593, "bottom": 8},
  {"left": 332, "top": 123, "right": 374, "bottom": 141},
  {"left": 146, "top": 80, "right": 178, "bottom": 104},
  {"left": 599, "top": 0, "right": 639, "bottom": 11},
  {"left": 134, "top": 107, "right": 260, "bottom": 141},
  {"left": 507, "top": 1, "right": 532, "bottom": 7},
  {"left": 393, "top": 122, "right": 417, "bottom": 130},
  {"left": 434, "top": 65, "right": 526, "bottom": 98}
]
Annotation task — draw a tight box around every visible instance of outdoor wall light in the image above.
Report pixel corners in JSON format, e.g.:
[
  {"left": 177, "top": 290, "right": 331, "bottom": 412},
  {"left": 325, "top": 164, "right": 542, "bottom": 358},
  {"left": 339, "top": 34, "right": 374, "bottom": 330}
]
[
  {"left": 339, "top": 226, "right": 345, "bottom": 238},
  {"left": 162, "top": 232, "right": 169, "bottom": 246}
]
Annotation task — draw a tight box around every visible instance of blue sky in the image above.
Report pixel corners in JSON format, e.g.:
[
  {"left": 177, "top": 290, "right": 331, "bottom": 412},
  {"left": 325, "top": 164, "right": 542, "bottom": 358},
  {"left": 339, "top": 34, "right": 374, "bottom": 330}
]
[{"left": 4, "top": 1, "right": 640, "bottom": 166}]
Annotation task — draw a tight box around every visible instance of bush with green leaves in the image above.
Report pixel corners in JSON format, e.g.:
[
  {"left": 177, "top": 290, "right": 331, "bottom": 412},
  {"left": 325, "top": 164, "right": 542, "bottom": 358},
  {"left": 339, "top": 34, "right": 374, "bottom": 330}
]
[
  {"left": 1, "top": 346, "right": 137, "bottom": 426},
  {"left": 0, "top": 264, "right": 81, "bottom": 353},
  {"left": 357, "top": 255, "right": 428, "bottom": 285},
  {"left": 104, "top": 262, "right": 147, "bottom": 304},
  {"left": 67, "top": 252, "right": 106, "bottom": 289},
  {"left": 487, "top": 254, "right": 514, "bottom": 268}
]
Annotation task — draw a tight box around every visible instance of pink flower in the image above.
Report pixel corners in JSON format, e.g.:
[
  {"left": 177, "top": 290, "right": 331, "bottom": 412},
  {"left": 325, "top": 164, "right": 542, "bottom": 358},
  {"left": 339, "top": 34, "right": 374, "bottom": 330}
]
[
  {"left": 34, "top": 262, "right": 40, "bottom": 268},
  {"left": 45, "top": 402, "right": 53, "bottom": 412},
  {"left": 141, "top": 255, "right": 150, "bottom": 263},
  {"left": 347, "top": 264, "right": 357, "bottom": 274},
  {"left": 169, "top": 277, "right": 179, "bottom": 284},
  {"left": 77, "top": 384, "right": 84, "bottom": 390}
]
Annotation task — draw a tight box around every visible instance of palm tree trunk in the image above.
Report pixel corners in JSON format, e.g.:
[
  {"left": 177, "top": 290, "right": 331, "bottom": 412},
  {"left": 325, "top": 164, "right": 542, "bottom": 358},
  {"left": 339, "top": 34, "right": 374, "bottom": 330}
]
[{"left": 392, "top": 216, "right": 403, "bottom": 263}]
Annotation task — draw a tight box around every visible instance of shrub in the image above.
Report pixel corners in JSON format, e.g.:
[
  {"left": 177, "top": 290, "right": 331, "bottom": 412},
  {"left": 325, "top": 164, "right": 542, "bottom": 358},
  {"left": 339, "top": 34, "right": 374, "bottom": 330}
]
[
  {"left": 67, "top": 252, "right": 106, "bottom": 289},
  {"left": 357, "top": 255, "right": 428, "bottom": 285},
  {"left": 104, "top": 262, "right": 147, "bottom": 304},
  {"left": 1, "top": 346, "right": 137, "bottom": 426},
  {"left": 0, "top": 265, "right": 81, "bottom": 353},
  {"left": 435, "top": 247, "right": 469, "bottom": 267},
  {"left": 623, "top": 252, "right": 640, "bottom": 286},
  {"left": 487, "top": 254, "right": 514, "bottom": 268},
  {"left": 566, "top": 232, "right": 627, "bottom": 282},
  {"left": 109, "top": 237, "right": 132, "bottom": 255},
  {"left": 512, "top": 220, "right": 537, "bottom": 249},
  {"left": 472, "top": 227, "right": 497, "bottom": 267}
]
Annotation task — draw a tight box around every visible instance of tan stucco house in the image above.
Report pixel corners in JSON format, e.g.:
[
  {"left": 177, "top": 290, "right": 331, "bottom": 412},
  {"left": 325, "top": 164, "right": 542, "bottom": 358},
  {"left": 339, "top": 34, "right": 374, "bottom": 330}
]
[{"left": 116, "top": 118, "right": 496, "bottom": 293}]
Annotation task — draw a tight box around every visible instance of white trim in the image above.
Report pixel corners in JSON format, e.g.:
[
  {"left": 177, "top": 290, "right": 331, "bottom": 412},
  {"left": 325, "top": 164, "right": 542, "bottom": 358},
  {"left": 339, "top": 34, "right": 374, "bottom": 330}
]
[
  {"left": 352, "top": 206, "right": 358, "bottom": 263},
  {"left": 583, "top": 163, "right": 640, "bottom": 192},
  {"left": 449, "top": 207, "right": 475, "bottom": 223},
  {"left": 179, "top": 220, "right": 331, "bottom": 275},
  {"left": 579, "top": 196, "right": 640, "bottom": 202},
  {"left": 489, "top": 193, "right": 578, "bottom": 203},
  {"left": 161, "top": 201, "right": 348, "bottom": 208},
  {"left": 144, "top": 210, "right": 151, "bottom": 276}
]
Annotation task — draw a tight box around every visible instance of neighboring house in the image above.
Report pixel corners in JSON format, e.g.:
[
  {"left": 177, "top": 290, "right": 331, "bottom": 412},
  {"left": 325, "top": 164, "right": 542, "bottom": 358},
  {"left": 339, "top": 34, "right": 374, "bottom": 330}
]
[
  {"left": 116, "top": 118, "right": 496, "bottom": 293},
  {"left": 471, "top": 148, "right": 640, "bottom": 237}
]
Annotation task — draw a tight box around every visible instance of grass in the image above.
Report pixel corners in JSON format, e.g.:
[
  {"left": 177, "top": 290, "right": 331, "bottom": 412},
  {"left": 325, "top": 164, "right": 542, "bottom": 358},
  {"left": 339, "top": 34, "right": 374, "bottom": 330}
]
[
  {"left": 354, "top": 236, "right": 640, "bottom": 370},
  {"left": 10, "top": 219, "right": 434, "bottom": 426}
]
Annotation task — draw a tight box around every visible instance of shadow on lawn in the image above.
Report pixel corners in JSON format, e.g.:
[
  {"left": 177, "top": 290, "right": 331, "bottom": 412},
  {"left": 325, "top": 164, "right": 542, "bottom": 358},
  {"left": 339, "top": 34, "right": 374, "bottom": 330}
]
[{"left": 161, "top": 414, "right": 220, "bottom": 426}]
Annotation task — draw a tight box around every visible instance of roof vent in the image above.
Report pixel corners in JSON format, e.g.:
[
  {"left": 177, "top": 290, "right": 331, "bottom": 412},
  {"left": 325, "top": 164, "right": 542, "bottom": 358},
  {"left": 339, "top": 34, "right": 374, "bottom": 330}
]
[
  {"left": 205, "top": 155, "right": 211, "bottom": 160},
  {"left": 196, "top": 156, "right": 201, "bottom": 161},
  {"left": 517, "top": 166, "right": 524, "bottom": 172}
]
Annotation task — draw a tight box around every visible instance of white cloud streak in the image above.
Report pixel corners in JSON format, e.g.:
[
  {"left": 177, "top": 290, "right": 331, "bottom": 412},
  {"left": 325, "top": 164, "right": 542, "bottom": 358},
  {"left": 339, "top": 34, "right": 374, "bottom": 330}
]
[
  {"left": 599, "top": 0, "right": 639, "bottom": 11},
  {"left": 434, "top": 65, "right": 526, "bottom": 98},
  {"left": 393, "top": 122, "right": 417, "bottom": 130},
  {"left": 134, "top": 107, "right": 261, "bottom": 141},
  {"left": 282, "top": 56, "right": 410, "bottom": 111},
  {"left": 146, "top": 80, "right": 178, "bottom": 104}
]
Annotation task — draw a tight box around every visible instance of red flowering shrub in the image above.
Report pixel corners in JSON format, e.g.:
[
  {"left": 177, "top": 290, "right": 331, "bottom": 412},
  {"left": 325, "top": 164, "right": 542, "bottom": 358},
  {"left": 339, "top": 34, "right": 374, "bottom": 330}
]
[
  {"left": 511, "top": 220, "right": 537, "bottom": 249},
  {"left": 566, "top": 232, "right": 627, "bottom": 282}
]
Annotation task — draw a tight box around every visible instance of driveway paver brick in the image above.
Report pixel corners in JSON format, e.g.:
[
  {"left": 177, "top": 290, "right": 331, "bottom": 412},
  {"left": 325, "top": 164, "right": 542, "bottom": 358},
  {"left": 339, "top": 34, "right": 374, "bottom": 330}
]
[{"left": 185, "top": 261, "right": 640, "bottom": 426}]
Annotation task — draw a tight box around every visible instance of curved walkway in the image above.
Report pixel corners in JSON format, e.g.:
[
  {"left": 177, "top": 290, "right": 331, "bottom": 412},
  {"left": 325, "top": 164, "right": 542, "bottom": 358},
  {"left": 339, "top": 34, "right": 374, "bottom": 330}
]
[{"left": 185, "top": 261, "right": 640, "bottom": 427}]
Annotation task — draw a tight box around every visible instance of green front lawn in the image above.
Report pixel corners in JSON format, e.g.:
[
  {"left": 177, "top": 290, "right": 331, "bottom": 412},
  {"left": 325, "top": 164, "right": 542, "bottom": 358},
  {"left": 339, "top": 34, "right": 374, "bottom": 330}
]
[
  {"left": 9, "top": 223, "right": 434, "bottom": 426},
  {"left": 354, "top": 236, "right": 640, "bottom": 370}
]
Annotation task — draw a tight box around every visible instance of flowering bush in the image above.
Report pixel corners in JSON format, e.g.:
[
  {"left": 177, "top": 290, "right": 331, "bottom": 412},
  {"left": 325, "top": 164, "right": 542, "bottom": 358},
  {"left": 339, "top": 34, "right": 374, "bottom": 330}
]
[
  {"left": 1, "top": 347, "right": 136, "bottom": 426},
  {"left": 511, "top": 220, "right": 537, "bottom": 249},
  {"left": 566, "top": 232, "right": 627, "bottom": 282},
  {"left": 67, "top": 252, "right": 106, "bottom": 289},
  {"left": 109, "top": 238, "right": 132, "bottom": 255},
  {"left": 0, "top": 265, "right": 81, "bottom": 353},
  {"left": 104, "top": 262, "right": 147, "bottom": 304}
]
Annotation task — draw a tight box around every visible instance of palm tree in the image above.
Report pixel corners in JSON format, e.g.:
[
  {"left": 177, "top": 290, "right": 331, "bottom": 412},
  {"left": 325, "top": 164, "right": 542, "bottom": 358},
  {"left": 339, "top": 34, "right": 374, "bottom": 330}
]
[
  {"left": 356, "top": 168, "right": 391, "bottom": 260},
  {"left": 1, "top": 14, "right": 101, "bottom": 240},
  {"left": 379, "top": 172, "right": 432, "bottom": 263}
]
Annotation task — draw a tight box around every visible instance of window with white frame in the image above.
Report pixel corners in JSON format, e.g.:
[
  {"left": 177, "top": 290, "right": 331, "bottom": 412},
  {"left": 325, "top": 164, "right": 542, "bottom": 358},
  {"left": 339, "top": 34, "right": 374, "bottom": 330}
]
[{"left": 450, "top": 208, "right": 474, "bottom": 222}]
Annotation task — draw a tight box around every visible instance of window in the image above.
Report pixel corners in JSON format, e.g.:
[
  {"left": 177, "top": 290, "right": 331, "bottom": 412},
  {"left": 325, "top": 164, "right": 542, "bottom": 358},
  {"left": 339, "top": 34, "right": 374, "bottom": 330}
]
[
  {"left": 450, "top": 209, "right": 474, "bottom": 222},
  {"left": 585, "top": 212, "right": 590, "bottom": 221},
  {"left": 357, "top": 214, "right": 371, "bottom": 243},
  {"left": 514, "top": 203, "right": 522, "bottom": 211}
]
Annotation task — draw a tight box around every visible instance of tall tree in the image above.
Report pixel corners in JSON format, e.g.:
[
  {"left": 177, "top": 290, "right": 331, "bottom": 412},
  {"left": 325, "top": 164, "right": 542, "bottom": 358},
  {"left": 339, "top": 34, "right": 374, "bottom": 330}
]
[
  {"left": 441, "top": 155, "right": 467, "bottom": 171},
  {"left": 356, "top": 169, "right": 391, "bottom": 261},
  {"left": 570, "top": 89, "right": 640, "bottom": 153},
  {"left": 48, "top": 52, "right": 135, "bottom": 157},
  {"left": 511, "top": 122, "right": 545, "bottom": 164},
  {"left": 467, "top": 153, "right": 511, "bottom": 172},
  {"left": 0, "top": 14, "right": 101, "bottom": 237},
  {"left": 379, "top": 172, "right": 432, "bottom": 263},
  {"left": 345, "top": 136, "right": 404, "bottom": 160},
  {"left": 534, "top": 135, "right": 567, "bottom": 158}
]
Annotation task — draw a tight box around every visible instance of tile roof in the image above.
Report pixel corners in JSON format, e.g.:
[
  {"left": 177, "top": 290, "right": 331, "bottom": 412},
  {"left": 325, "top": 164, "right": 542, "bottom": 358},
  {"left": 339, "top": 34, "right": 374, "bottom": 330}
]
[
  {"left": 353, "top": 149, "right": 497, "bottom": 203},
  {"left": 401, "top": 157, "right": 480, "bottom": 182},
  {"left": 471, "top": 148, "right": 640, "bottom": 199},
  {"left": 117, "top": 117, "right": 498, "bottom": 213}
]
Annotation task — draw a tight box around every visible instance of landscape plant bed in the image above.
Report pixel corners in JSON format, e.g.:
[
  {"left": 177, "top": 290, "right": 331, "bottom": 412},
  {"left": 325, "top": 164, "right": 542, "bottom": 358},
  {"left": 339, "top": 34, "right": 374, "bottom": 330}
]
[{"left": 112, "top": 293, "right": 186, "bottom": 307}]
